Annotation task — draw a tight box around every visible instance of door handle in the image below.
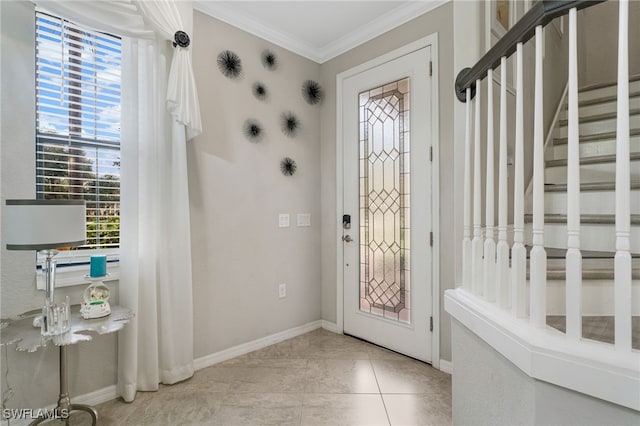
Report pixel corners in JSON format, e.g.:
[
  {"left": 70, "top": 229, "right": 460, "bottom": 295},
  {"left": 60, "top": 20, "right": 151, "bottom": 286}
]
[{"left": 342, "top": 235, "right": 353, "bottom": 243}]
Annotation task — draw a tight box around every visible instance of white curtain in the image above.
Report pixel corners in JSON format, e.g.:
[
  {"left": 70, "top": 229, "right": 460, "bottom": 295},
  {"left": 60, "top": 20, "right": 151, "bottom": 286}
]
[
  {"left": 37, "top": 0, "right": 202, "bottom": 137},
  {"left": 36, "top": 0, "right": 198, "bottom": 401},
  {"left": 119, "top": 36, "right": 194, "bottom": 400},
  {"left": 135, "top": 1, "right": 201, "bottom": 139}
]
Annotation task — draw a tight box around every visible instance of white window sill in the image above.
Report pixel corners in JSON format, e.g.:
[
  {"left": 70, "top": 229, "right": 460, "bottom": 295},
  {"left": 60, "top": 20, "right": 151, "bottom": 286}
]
[{"left": 36, "top": 262, "right": 120, "bottom": 290}]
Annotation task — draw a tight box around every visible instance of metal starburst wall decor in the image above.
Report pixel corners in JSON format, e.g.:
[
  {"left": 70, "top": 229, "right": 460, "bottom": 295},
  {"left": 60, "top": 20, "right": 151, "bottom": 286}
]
[
  {"left": 280, "top": 112, "right": 299, "bottom": 137},
  {"left": 302, "top": 80, "right": 324, "bottom": 105},
  {"left": 253, "top": 81, "right": 268, "bottom": 100},
  {"left": 243, "top": 119, "right": 264, "bottom": 142},
  {"left": 217, "top": 50, "right": 242, "bottom": 79},
  {"left": 262, "top": 49, "right": 278, "bottom": 70},
  {"left": 280, "top": 157, "right": 297, "bottom": 176}
]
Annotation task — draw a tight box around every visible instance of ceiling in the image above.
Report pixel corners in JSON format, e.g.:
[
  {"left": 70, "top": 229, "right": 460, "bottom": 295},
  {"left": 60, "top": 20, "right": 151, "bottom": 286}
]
[{"left": 193, "top": 1, "right": 447, "bottom": 63}]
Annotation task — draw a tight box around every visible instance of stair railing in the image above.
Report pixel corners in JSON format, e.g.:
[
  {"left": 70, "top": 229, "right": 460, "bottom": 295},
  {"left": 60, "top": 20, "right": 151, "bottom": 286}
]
[{"left": 455, "top": 0, "right": 634, "bottom": 352}]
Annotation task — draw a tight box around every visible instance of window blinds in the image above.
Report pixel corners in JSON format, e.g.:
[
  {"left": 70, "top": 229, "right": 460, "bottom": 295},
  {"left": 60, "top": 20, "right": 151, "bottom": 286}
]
[{"left": 35, "top": 10, "right": 122, "bottom": 250}]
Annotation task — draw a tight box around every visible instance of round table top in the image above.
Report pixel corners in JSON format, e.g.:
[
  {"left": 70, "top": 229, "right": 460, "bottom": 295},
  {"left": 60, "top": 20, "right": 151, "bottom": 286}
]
[{"left": 0, "top": 305, "right": 133, "bottom": 352}]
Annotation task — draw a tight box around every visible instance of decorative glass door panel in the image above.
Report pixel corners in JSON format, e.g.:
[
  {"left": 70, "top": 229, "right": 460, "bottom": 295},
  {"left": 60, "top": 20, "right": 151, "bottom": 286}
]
[
  {"left": 342, "top": 44, "right": 431, "bottom": 361},
  {"left": 358, "top": 78, "right": 410, "bottom": 324}
]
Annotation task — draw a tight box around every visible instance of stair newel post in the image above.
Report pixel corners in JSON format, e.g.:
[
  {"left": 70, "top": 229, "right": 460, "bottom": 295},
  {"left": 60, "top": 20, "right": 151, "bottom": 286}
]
[
  {"left": 614, "top": 0, "right": 632, "bottom": 352},
  {"left": 484, "top": 69, "right": 496, "bottom": 302},
  {"left": 463, "top": 87, "right": 473, "bottom": 292},
  {"left": 512, "top": 43, "right": 527, "bottom": 318},
  {"left": 472, "top": 78, "right": 484, "bottom": 296},
  {"left": 566, "top": 7, "right": 583, "bottom": 340},
  {"left": 497, "top": 56, "right": 510, "bottom": 309},
  {"left": 530, "top": 25, "right": 547, "bottom": 328}
]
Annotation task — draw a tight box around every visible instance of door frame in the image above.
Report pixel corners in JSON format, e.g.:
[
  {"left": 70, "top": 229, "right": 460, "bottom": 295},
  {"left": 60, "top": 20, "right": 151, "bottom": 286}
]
[{"left": 335, "top": 34, "right": 441, "bottom": 369}]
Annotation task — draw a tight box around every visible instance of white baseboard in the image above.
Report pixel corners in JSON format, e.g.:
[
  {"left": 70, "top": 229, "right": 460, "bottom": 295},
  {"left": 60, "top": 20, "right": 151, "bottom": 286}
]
[
  {"left": 72, "top": 384, "right": 117, "bottom": 406},
  {"left": 439, "top": 359, "right": 452, "bottom": 374},
  {"left": 321, "top": 320, "right": 339, "bottom": 333},
  {"left": 194, "top": 320, "right": 323, "bottom": 370}
]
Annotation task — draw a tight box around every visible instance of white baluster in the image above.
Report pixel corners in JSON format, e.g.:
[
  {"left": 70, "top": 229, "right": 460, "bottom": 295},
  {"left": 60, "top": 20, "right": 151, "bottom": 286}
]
[
  {"left": 530, "top": 25, "right": 547, "bottom": 328},
  {"left": 497, "top": 57, "right": 510, "bottom": 309},
  {"left": 566, "top": 7, "right": 582, "bottom": 340},
  {"left": 463, "top": 87, "right": 472, "bottom": 292},
  {"left": 472, "top": 79, "right": 484, "bottom": 296},
  {"left": 484, "top": 69, "right": 496, "bottom": 302},
  {"left": 615, "top": 0, "right": 632, "bottom": 352},
  {"left": 512, "top": 43, "right": 527, "bottom": 318}
]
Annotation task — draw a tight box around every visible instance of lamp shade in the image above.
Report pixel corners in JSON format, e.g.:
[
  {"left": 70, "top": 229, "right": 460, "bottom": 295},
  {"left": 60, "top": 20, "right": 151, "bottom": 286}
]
[{"left": 5, "top": 200, "right": 86, "bottom": 250}]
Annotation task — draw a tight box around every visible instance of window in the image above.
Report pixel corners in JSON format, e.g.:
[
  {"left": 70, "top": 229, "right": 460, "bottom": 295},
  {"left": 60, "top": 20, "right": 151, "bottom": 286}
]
[{"left": 35, "top": 10, "right": 122, "bottom": 262}]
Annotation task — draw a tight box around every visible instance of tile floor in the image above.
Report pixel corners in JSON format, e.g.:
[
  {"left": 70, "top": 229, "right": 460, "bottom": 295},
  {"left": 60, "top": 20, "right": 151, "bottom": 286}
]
[{"left": 62, "top": 328, "right": 452, "bottom": 425}]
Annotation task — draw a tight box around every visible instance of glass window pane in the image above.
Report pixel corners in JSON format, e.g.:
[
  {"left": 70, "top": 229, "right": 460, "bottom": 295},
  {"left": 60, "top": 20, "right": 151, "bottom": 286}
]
[{"left": 359, "top": 77, "right": 410, "bottom": 324}]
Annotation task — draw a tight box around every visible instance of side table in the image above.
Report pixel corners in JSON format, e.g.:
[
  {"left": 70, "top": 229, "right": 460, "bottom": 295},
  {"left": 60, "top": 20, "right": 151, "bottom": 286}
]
[{"left": 1, "top": 305, "right": 133, "bottom": 425}]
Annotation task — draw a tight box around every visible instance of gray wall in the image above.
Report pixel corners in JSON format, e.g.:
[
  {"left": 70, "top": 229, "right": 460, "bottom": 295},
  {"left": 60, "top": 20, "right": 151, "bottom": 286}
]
[
  {"left": 319, "top": 2, "right": 454, "bottom": 361},
  {"left": 1, "top": 0, "right": 117, "bottom": 410},
  {"left": 578, "top": 0, "right": 640, "bottom": 87},
  {"left": 189, "top": 12, "right": 322, "bottom": 358},
  {"left": 451, "top": 318, "right": 640, "bottom": 425}
]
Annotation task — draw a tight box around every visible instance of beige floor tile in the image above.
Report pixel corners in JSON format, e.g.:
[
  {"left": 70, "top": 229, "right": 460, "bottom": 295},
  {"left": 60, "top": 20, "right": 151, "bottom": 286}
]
[
  {"left": 383, "top": 394, "right": 452, "bottom": 426},
  {"left": 209, "top": 392, "right": 303, "bottom": 425},
  {"left": 91, "top": 330, "right": 452, "bottom": 426},
  {"left": 195, "top": 365, "right": 307, "bottom": 393},
  {"left": 247, "top": 336, "right": 312, "bottom": 359},
  {"left": 304, "top": 359, "right": 379, "bottom": 394},
  {"left": 366, "top": 344, "right": 411, "bottom": 361},
  {"left": 166, "top": 371, "right": 232, "bottom": 394},
  {"left": 37, "top": 410, "right": 104, "bottom": 426},
  {"left": 119, "top": 390, "right": 224, "bottom": 425},
  {"left": 215, "top": 355, "right": 309, "bottom": 369},
  {"left": 371, "top": 359, "right": 451, "bottom": 394},
  {"left": 305, "top": 335, "right": 372, "bottom": 360},
  {"left": 301, "top": 393, "right": 389, "bottom": 426},
  {"left": 95, "top": 392, "right": 155, "bottom": 426}
]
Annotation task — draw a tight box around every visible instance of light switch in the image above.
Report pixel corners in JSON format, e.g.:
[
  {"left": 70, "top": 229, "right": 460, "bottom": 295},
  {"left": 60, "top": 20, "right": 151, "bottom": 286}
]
[
  {"left": 279, "top": 214, "right": 290, "bottom": 227},
  {"left": 297, "top": 213, "right": 311, "bottom": 227}
]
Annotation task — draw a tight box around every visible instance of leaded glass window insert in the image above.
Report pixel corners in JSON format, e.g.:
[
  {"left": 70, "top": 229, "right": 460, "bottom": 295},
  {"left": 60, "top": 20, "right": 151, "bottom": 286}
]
[{"left": 358, "top": 77, "right": 411, "bottom": 324}]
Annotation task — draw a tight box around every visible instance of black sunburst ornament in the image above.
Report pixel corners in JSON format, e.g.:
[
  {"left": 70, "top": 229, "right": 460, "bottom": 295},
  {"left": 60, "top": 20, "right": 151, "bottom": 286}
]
[
  {"left": 253, "top": 82, "right": 268, "bottom": 100},
  {"left": 262, "top": 49, "right": 278, "bottom": 70},
  {"left": 280, "top": 112, "right": 299, "bottom": 137},
  {"left": 243, "top": 119, "right": 264, "bottom": 142},
  {"left": 280, "top": 157, "right": 297, "bottom": 176},
  {"left": 302, "top": 80, "right": 324, "bottom": 105},
  {"left": 217, "top": 50, "right": 242, "bottom": 79}
]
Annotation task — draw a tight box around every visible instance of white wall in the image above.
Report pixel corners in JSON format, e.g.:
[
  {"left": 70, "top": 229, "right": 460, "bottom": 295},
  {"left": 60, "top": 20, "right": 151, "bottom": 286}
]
[
  {"left": 0, "top": 0, "right": 117, "bottom": 410},
  {"left": 451, "top": 318, "right": 640, "bottom": 425},
  {"left": 189, "top": 12, "right": 322, "bottom": 358},
  {"left": 319, "top": 2, "right": 455, "bottom": 361}
]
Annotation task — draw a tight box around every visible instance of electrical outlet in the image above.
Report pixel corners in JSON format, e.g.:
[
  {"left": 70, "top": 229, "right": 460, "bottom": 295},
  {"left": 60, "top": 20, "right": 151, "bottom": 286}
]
[{"left": 278, "top": 283, "right": 286, "bottom": 299}]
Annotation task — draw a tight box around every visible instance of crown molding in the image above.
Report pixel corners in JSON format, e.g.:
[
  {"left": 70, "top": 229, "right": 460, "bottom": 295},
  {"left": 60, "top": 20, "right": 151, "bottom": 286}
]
[
  {"left": 316, "top": 0, "right": 448, "bottom": 63},
  {"left": 194, "top": 1, "right": 321, "bottom": 62},
  {"left": 193, "top": 1, "right": 449, "bottom": 64}
]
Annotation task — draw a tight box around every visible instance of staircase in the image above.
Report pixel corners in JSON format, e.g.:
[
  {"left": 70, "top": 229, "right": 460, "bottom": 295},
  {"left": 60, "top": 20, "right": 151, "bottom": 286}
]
[
  {"left": 526, "top": 76, "right": 640, "bottom": 253},
  {"left": 450, "top": 1, "right": 639, "bottom": 412},
  {"left": 525, "top": 76, "right": 640, "bottom": 347}
]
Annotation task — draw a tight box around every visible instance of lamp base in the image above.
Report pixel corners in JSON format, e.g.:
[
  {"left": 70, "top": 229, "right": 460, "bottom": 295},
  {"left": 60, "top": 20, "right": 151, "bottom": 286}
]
[{"left": 41, "top": 298, "right": 71, "bottom": 336}]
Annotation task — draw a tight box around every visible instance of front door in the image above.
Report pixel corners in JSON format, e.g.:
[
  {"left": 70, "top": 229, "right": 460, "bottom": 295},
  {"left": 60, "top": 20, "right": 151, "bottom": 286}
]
[{"left": 341, "top": 46, "right": 433, "bottom": 361}]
